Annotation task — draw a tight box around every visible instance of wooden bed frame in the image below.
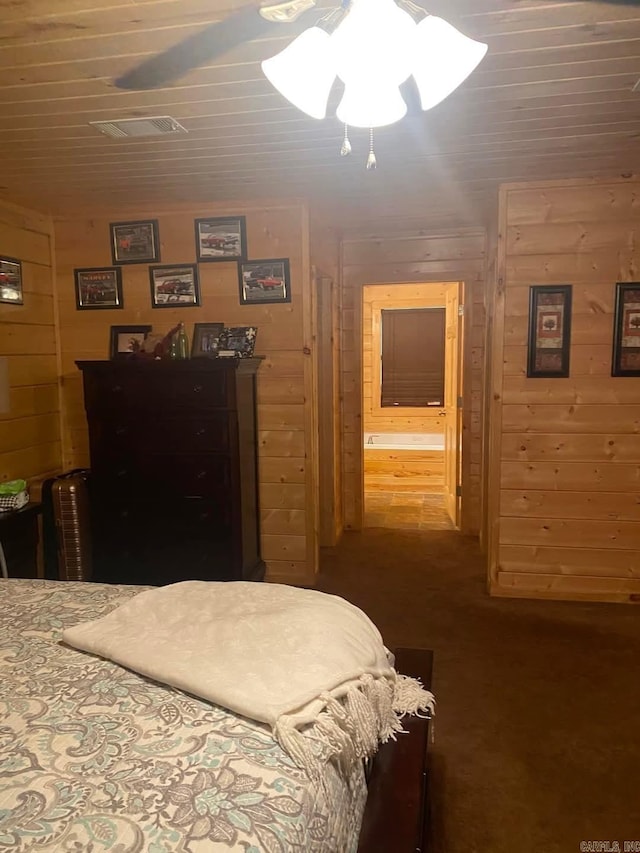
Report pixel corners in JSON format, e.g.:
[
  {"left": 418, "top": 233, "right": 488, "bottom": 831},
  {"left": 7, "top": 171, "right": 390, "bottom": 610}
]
[{"left": 358, "top": 647, "right": 434, "bottom": 853}]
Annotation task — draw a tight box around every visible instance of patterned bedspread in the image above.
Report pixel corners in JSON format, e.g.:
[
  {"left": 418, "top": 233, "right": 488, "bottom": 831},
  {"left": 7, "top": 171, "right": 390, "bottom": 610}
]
[{"left": 0, "top": 580, "right": 367, "bottom": 852}]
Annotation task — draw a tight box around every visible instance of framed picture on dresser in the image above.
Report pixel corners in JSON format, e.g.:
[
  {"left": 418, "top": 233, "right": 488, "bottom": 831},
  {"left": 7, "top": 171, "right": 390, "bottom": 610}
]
[
  {"left": 218, "top": 326, "right": 257, "bottom": 358},
  {"left": 191, "top": 322, "right": 225, "bottom": 357},
  {"left": 109, "top": 324, "right": 152, "bottom": 358}
]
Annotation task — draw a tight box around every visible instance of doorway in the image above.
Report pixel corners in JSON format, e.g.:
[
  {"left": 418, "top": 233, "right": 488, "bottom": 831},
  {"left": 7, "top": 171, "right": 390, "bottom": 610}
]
[{"left": 362, "top": 282, "right": 464, "bottom": 531}]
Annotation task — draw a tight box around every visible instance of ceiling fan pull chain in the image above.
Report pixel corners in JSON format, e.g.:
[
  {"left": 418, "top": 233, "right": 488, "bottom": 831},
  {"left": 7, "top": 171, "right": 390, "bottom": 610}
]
[
  {"left": 366, "top": 128, "right": 377, "bottom": 170},
  {"left": 340, "top": 123, "right": 352, "bottom": 156}
]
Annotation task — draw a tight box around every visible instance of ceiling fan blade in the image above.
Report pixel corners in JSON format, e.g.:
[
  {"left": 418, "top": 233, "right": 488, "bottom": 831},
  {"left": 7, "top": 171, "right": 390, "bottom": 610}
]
[{"left": 115, "top": 4, "right": 274, "bottom": 90}]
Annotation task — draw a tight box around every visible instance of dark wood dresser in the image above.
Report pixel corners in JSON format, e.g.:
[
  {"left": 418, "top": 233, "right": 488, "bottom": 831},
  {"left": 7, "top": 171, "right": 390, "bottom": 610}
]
[{"left": 77, "top": 358, "right": 264, "bottom": 586}]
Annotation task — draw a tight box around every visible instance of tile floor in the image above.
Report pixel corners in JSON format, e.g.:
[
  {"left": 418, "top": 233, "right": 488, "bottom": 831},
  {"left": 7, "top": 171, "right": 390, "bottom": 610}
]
[{"left": 363, "top": 491, "right": 455, "bottom": 530}]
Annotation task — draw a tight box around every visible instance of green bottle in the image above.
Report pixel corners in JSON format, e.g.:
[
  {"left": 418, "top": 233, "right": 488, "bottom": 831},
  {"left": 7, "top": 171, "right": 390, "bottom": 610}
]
[
  {"left": 169, "top": 334, "right": 178, "bottom": 359},
  {"left": 176, "top": 322, "right": 190, "bottom": 359}
]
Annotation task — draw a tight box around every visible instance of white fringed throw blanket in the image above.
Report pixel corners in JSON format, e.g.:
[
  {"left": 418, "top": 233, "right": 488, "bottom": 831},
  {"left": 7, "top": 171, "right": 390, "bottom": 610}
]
[{"left": 63, "top": 581, "right": 434, "bottom": 785}]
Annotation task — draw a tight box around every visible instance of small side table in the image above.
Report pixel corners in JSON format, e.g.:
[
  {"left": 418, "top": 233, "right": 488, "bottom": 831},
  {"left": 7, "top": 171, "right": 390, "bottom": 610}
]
[{"left": 0, "top": 502, "right": 42, "bottom": 579}]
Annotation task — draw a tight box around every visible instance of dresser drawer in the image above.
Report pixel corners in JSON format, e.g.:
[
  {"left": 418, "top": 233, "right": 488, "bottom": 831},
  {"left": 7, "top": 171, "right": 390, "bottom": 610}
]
[
  {"left": 88, "top": 418, "right": 142, "bottom": 456},
  {"left": 147, "top": 454, "right": 231, "bottom": 498},
  {"left": 141, "top": 371, "right": 231, "bottom": 411},
  {"left": 92, "top": 454, "right": 231, "bottom": 499},
  {"left": 89, "top": 414, "right": 232, "bottom": 457},
  {"left": 147, "top": 415, "right": 231, "bottom": 454},
  {"left": 83, "top": 368, "right": 232, "bottom": 413},
  {"left": 91, "top": 456, "right": 145, "bottom": 493},
  {"left": 83, "top": 372, "right": 142, "bottom": 412}
]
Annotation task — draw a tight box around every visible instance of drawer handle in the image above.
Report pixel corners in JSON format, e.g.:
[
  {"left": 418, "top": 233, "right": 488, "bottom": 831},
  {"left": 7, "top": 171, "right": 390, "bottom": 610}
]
[
  {"left": 115, "top": 426, "right": 128, "bottom": 436},
  {"left": 112, "top": 384, "right": 123, "bottom": 393},
  {"left": 195, "top": 428, "right": 206, "bottom": 437},
  {"left": 193, "top": 384, "right": 203, "bottom": 394},
  {"left": 196, "top": 470, "right": 207, "bottom": 479},
  {"left": 116, "top": 469, "right": 128, "bottom": 478}
]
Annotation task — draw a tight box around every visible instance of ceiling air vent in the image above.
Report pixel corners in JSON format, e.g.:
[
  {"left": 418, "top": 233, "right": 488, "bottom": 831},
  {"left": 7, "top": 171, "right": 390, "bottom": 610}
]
[{"left": 89, "top": 116, "right": 188, "bottom": 138}]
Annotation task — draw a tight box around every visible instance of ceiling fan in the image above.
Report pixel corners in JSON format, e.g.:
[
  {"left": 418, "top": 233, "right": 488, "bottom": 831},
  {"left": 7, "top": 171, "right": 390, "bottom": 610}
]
[{"left": 114, "top": 0, "right": 640, "bottom": 92}]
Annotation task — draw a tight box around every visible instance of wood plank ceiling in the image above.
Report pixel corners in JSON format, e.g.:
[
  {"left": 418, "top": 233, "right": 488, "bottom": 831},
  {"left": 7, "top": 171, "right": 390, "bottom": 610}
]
[{"left": 1, "top": 0, "right": 639, "bottom": 220}]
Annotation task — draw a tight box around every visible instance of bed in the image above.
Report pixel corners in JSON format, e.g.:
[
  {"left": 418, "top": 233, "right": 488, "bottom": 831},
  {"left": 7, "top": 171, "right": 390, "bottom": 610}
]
[{"left": 0, "top": 579, "right": 433, "bottom": 852}]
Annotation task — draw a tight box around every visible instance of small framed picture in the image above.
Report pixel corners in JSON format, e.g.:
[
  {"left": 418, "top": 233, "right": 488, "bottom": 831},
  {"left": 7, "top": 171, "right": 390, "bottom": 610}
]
[
  {"left": 75, "top": 267, "right": 123, "bottom": 310},
  {"left": 527, "top": 284, "right": 572, "bottom": 378},
  {"left": 191, "top": 322, "right": 225, "bottom": 358},
  {"left": 195, "top": 216, "right": 247, "bottom": 263},
  {"left": 109, "top": 324, "right": 152, "bottom": 358},
  {"left": 149, "top": 264, "right": 200, "bottom": 308},
  {"left": 0, "top": 257, "right": 23, "bottom": 305},
  {"left": 218, "top": 326, "right": 258, "bottom": 358},
  {"left": 110, "top": 219, "right": 160, "bottom": 265},
  {"left": 238, "top": 258, "right": 291, "bottom": 305},
  {"left": 612, "top": 282, "right": 640, "bottom": 377}
]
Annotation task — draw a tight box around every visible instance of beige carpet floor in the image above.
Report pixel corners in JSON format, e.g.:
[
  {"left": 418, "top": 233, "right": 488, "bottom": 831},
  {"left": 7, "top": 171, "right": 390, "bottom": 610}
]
[{"left": 317, "top": 528, "right": 640, "bottom": 853}]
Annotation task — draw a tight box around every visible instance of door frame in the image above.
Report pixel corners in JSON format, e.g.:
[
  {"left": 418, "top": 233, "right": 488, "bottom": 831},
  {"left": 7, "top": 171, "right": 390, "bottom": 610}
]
[
  {"left": 316, "top": 271, "right": 343, "bottom": 546},
  {"left": 349, "top": 278, "right": 475, "bottom": 534},
  {"left": 360, "top": 281, "right": 465, "bottom": 529}
]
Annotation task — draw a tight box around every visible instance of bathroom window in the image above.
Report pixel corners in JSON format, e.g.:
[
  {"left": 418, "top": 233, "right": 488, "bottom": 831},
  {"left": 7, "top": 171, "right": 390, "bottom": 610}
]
[{"left": 381, "top": 307, "right": 445, "bottom": 407}]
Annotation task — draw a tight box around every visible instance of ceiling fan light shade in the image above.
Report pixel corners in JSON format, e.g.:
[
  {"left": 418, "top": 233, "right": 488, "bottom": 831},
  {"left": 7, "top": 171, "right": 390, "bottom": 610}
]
[
  {"left": 411, "top": 16, "right": 488, "bottom": 111},
  {"left": 336, "top": 82, "right": 407, "bottom": 128},
  {"left": 331, "top": 0, "right": 416, "bottom": 89},
  {"left": 261, "top": 27, "right": 336, "bottom": 119}
]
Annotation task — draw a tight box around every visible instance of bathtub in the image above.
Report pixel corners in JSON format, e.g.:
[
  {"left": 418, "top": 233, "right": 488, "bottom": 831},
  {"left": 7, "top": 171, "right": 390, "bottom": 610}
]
[{"left": 364, "top": 432, "right": 445, "bottom": 451}]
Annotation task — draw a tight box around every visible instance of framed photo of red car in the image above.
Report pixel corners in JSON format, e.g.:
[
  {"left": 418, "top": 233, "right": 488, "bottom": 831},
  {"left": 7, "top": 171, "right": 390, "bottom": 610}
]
[
  {"left": 238, "top": 258, "right": 291, "bottom": 305},
  {"left": 110, "top": 219, "right": 160, "bottom": 265},
  {"left": 74, "top": 267, "right": 123, "bottom": 310},
  {"left": 149, "top": 264, "right": 200, "bottom": 308},
  {"left": 527, "top": 284, "right": 572, "bottom": 378},
  {"left": 195, "top": 216, "right": 246, "bottom": 263},
  {"left": 0, "top": 257, "right": 23, "bottom": 305},
  {"left": 612, "top": 282, "right": 640, "bottom": 377},
  {"left": 109, "top": 324, "right": 152, "bottom": 358}
]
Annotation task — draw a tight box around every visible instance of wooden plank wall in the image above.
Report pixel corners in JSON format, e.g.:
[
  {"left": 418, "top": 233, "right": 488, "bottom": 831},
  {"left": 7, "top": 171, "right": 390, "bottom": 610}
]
[
  {"left": 309, "top": 218, "right": 343, "bottom": 547},
  {"left": 488, "top": 175, "right": 640, "bottom": 603},
  {"left": 54, "top": 200, "right": 317, "bottom": 586},
  {"left": 0, "top": 200, "right": 61, "bottom": 492},
  {"left": 340, "top": 229, "right": 487, "bottom": 533}
]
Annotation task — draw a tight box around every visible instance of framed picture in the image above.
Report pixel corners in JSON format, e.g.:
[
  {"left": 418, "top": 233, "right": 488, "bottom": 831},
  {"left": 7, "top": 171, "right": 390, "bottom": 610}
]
[
  {"left": 0, "top": 257, "right": 23, "bottom": 305},
  {"left": 195, "top": 216, "right": 246, "bottom": 263},
  {"left": 191, "top": 322, "right": 225, "bottom": 358},
  {"left": 238, "top": 258, "right": 291, "bottom": 305},
  {"left": 218, "top": 326, "right": 257, "bottom": 358},
  {"left": 612, "top": 282, "right": 640, "bottom": 377},
  {"left": 109, "top": 324, "right": 152, "bottom": 358},
  {"left": 110, "top": 219, "right": 160, "bottom": 265},
  {"left": 527, "top": 284, "right": 572, "bottom": 378},
  {"left": 74, "top": 267, "right": 123, "bottom": 310},
  {"left": 149, "top": 264, "right": 200, "bottom": 308}
]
